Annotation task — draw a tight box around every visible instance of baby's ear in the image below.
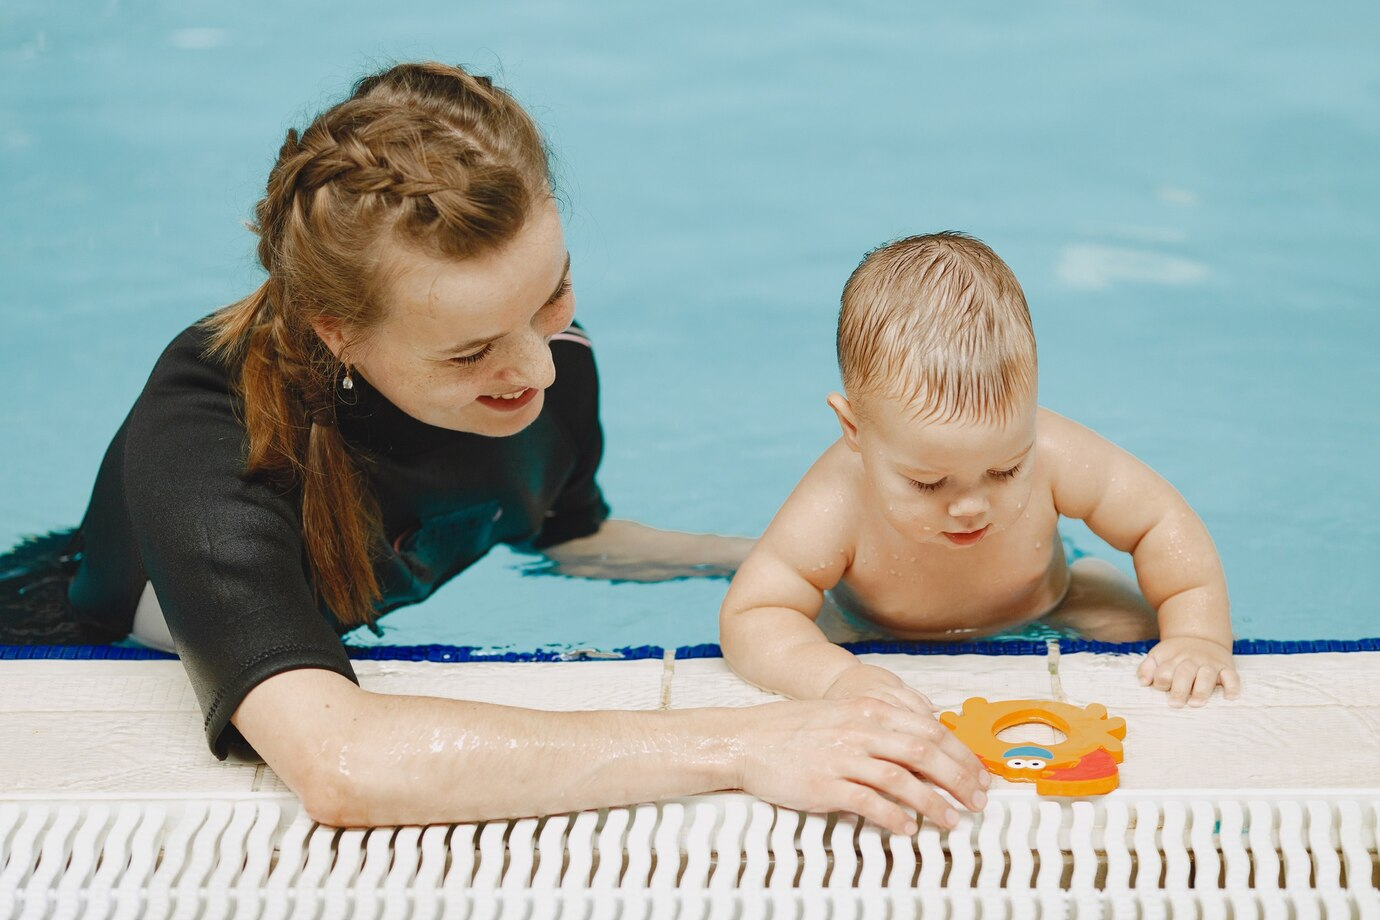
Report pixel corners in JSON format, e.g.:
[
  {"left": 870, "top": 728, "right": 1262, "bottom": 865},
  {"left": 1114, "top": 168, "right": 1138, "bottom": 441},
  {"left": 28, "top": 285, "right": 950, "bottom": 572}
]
[{"left": 827, "top": 393, "right": 862, "bottom": 452}]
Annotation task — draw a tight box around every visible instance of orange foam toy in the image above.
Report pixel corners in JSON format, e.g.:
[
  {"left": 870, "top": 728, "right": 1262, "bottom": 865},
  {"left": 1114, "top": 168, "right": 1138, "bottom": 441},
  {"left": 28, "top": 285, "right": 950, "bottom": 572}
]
[{"left": 939, "top": 697, "right": 1127, "bottom": 796}]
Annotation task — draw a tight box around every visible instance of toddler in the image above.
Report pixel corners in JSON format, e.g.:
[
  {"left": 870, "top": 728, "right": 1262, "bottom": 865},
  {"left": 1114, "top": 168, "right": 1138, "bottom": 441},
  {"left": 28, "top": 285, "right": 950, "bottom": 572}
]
[{"left": 720, "top": 232, "right": 1240, "bottom": 711}]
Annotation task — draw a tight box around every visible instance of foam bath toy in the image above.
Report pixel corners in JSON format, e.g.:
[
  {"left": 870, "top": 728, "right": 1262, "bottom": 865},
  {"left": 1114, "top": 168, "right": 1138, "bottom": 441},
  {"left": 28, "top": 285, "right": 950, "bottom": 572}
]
[{"left": 939, "top": 697, "right": 1126, "bottom": 796}]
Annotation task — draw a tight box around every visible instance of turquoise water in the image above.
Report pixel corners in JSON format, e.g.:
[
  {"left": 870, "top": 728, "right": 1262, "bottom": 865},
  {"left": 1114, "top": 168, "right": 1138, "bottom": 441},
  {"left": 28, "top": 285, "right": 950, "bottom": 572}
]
[{"left": 2, "top": 2, "right": 1377, "bottom": 650}]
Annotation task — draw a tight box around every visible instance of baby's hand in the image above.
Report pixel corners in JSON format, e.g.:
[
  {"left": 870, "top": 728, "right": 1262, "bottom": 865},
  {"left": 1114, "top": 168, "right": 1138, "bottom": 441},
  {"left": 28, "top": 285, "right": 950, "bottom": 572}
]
[
  {"left": 1137, "top": 637, "right": 1241, "bottom": 708},
  {"left": 823, "top": 664, "right": 933, "bottom": 715}
]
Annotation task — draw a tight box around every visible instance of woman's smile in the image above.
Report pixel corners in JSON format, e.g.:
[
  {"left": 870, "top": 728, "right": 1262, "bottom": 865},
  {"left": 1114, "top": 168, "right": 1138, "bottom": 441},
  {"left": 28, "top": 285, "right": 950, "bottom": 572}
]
[{"left": 476, "top": 387, "right": 539, "bottom": 412}]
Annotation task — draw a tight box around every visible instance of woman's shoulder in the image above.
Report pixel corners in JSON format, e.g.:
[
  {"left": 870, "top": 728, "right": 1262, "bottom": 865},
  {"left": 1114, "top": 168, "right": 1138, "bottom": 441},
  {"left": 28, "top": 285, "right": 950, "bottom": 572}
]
[
  {"left": 549, "top": 319, "right": 596, "bottom": 375},
  {"left": 150, "top": 315, "right": 231, "bottom": 377},
  {"left": 543, "top": 319, "right": 600, "bottom": 420},
  {"left": 127, "top": 314, "right": 244, "bottom": 433}
]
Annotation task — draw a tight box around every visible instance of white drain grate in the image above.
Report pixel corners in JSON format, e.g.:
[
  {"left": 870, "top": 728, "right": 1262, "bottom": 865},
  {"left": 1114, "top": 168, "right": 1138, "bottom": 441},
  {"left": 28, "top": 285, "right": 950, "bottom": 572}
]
[{"left": 2, "top": 792, "right": 1377, "bottom": 918}]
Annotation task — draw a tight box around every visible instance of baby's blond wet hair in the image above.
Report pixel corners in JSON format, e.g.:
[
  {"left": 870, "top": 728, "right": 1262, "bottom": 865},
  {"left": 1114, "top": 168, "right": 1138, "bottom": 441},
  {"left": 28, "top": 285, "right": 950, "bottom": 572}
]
[{"left": 836, "top": 231, "right": 1037, "bottom": 422}]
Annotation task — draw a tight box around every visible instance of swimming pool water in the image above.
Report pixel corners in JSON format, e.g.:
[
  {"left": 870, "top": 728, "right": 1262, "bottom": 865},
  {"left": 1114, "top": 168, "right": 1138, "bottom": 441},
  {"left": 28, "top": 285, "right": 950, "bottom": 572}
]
[{"left": 2, "top": 1, "right": 1377, "bottom": 650}]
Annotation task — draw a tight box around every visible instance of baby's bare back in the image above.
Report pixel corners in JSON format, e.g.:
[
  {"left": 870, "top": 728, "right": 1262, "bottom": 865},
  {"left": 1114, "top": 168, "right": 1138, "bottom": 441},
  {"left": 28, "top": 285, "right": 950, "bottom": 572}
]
[{"left": 831, "top": 496, "right": 1069, "bottom": 640}]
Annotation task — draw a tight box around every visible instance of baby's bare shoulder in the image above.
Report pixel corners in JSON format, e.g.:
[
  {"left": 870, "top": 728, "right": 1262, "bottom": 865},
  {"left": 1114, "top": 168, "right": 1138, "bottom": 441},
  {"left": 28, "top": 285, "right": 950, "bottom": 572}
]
[
  {"left": 763, "top": 440, "right": 862, "bottom": 554},
  {"left": 791, "top": 439, "right": 863, "bottom": 506},
  {"left": 1036, "top": 407, "right": 1110, "bottom": 464},
  {"left": 1036, "top": 406, "right": 1157, "bottom": 517}
]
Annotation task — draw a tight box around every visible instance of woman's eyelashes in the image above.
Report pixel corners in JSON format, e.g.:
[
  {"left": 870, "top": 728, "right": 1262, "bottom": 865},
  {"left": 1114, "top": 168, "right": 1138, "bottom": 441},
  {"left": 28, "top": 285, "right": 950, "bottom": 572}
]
[
  {"left": 447, "top": 280, "right": 573, "bottom": 369},
  {"left": 450, "top": 344, "right": 494, "bottom": 367}
]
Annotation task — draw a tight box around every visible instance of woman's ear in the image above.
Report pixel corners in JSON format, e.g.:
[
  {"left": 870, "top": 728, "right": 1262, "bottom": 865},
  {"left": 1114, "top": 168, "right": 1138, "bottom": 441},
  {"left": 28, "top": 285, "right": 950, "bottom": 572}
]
[
  {"left": 309, "top": 317, "right": 348, "bottom": 361},
  {"left": 826, "top": 393, "right": 862, "bottom": 452}
]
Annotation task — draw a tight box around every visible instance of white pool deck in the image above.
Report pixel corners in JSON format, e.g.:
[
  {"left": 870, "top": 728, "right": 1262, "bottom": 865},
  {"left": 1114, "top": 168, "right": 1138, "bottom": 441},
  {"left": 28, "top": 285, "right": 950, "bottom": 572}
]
[
  {"left": 3, "top": 646, "right": 1377, "bottom": 798},
  {"left": 3, "top": 647, "right": 1379, "bottom": 916}
]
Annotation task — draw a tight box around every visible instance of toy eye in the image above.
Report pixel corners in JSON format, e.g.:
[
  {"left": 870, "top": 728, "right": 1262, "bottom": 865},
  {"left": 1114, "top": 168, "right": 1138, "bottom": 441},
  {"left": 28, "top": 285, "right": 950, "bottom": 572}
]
[
  {"left": 1007, "top": 758, "right": 1027, "bottom": 769},
  {"left": 1025, "top": 759, "right": 1047, "bottom": 770}
]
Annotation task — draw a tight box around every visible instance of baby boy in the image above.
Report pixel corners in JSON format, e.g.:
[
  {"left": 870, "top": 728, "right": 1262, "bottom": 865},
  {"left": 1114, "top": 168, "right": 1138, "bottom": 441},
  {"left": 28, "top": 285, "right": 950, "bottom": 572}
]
[{"left": 720, "top": 232, "right": 1240, "bottom": 711}]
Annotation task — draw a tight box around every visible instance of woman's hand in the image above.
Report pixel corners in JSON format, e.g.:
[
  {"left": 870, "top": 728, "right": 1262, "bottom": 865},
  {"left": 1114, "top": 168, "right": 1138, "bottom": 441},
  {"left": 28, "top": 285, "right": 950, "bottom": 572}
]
[
  {"left": 823, "top": 663, "right": 934, "bottom": 715},
  {"left": 534, "top": 519, "right": 753, "bottom": 582},
  {"left": 1137, "top": 636, "right": 1241, "bottom": 707},
  {"left": 734, "top": 697, "right": 989, "bottom": 836}
]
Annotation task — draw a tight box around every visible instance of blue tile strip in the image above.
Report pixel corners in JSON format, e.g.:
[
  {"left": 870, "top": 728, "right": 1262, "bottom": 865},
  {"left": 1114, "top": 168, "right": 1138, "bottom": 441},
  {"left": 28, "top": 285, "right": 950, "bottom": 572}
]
[{"left": 2, "top": 637, "right": 1378, "bottom": 662}]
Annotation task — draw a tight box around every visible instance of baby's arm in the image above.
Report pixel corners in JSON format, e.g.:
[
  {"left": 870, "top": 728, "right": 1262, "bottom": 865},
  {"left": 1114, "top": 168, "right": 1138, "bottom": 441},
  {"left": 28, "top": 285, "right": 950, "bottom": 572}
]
[
  {"left": 719, "top": 448, "right": 930, "bottom": 714},
  {"left": 1045, "top": 410, "right": 1240, "bottom": 706}
]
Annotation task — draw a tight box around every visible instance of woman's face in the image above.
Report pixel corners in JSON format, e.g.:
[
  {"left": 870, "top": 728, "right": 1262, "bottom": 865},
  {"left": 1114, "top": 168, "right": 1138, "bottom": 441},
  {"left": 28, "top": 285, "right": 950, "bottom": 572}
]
[{"left": 324, "top": 202, "right": 576, "bottom": 437}]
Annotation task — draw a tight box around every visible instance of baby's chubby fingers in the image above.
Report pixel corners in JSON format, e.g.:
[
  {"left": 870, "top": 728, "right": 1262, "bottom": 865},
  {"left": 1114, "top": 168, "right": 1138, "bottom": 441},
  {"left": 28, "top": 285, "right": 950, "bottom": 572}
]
[
  {"left": 1149, "top": 658, "right": 1177, "bottom": 693},
  {"left": 1136, "top": 654, "right": 1158, "bottom": 687},
  {"left": 1140, "top": 637, "right": 1237, "bottom": 706},
  {"left": 857, "top": 687, "right": 933, "bottom": 717},
  {"left": 1220, "top": 667, "right": 1243, "bottom": 700},
  {"left": 1186, "top": 665, "right": 1220, "bottom": 707},
  {"left": 894, "top": 685, "right": 935, "bottom": 716},
  {"left": 1167, "top": 659, "right": 1199, "bottom": 707}
]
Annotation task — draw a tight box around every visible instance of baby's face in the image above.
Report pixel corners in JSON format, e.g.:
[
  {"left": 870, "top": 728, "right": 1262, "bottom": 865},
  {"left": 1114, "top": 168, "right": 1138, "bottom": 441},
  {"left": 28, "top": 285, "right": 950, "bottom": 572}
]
[{"left": 852, "top": 394, "right": 1039, "bottom": 549}]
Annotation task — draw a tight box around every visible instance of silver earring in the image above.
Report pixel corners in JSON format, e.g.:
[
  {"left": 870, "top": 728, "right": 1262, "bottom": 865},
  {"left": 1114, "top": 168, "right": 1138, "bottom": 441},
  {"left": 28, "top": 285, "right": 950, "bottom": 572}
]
[{"left": 341, "top": 368, "right": 355, "bottom": 391}]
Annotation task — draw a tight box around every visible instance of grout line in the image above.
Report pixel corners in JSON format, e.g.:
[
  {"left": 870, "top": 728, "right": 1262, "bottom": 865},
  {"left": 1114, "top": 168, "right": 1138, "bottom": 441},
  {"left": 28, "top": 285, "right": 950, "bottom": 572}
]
[
  {"left": 658, "top": 648, "right": 675, "bottom": 710},
  {"left": 1047, "top": 639, "right": 1067, "bottom": 702}
]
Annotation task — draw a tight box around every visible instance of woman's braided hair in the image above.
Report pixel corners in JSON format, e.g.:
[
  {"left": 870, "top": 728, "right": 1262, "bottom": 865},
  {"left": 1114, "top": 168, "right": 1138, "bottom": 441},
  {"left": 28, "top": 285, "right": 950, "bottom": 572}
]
[{"left": 204, "top": 62, "right": 551, "bottom": 628}]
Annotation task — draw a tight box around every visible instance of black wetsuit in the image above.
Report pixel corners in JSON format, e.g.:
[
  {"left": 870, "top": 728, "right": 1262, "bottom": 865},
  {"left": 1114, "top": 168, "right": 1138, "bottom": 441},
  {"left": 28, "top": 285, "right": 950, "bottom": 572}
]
[{"left": 1, "top": 319, "right": 608, "bottom": 757}]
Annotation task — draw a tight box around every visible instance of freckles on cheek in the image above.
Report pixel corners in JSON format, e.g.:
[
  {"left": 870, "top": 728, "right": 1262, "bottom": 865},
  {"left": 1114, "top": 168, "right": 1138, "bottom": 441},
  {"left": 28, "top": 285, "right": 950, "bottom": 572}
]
[{"left": 448, "top": 378, "right": 483, "bottom": 407}]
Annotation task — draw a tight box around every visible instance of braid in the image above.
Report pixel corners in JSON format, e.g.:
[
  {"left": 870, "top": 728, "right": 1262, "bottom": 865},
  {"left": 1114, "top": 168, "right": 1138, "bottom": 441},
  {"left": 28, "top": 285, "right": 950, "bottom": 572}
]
[{"left": 202, "top": 61, "right": 550, "bottom": 628}]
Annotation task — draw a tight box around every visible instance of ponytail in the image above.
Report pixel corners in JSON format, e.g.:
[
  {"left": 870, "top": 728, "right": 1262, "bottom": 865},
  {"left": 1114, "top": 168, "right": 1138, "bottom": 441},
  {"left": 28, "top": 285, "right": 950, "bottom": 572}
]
[
  {"left": 204, "top": 61, "right": 550, "bottom": 628},
  {"left": 206, "top": 284, "right": 383, "bottom": 627}
]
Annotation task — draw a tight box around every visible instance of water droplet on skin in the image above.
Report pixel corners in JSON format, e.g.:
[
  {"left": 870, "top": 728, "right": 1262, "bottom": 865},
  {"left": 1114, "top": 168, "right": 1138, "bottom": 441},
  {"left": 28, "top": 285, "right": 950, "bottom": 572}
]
[
  {"left": 1035, "top": 542, "right": 1042, "bottom": 550},
  {"left": 909, "top": 557, "right": 916, "bottom": 562}
]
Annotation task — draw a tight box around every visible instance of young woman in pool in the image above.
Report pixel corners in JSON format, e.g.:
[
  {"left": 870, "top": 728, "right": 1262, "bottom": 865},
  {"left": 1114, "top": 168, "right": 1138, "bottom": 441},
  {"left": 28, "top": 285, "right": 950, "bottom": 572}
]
[{"left": 0, "top": 62, "right": 988, "bottom": 835}]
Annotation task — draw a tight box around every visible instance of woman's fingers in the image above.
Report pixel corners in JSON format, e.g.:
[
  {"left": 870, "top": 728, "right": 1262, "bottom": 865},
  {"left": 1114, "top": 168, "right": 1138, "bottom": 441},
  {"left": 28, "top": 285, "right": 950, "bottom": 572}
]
[
  {"left": 826, "top": 781, "right": 924, "bottom": 838},
  {"left": 841, "top": 760, "right": 962, "bottom": 831},
  {"left": 737, "top": 698, "right": 992, "bottom": 838},
  {"left": 860, "top": 707, "right": 988, "bottom": 810},
  {"left": 1220, "top": 667, "right": 1242, "bottom": 700},
  {"left": 880, "top": 706, "right": 988, "bottom": 778}
]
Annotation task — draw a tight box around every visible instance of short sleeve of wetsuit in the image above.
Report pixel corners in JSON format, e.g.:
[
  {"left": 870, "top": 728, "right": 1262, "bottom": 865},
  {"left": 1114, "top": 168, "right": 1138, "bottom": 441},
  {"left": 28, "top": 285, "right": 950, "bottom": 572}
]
[
  {"left": 530, "top": 326, "right": 611, "bottom": 549},
  {"left": 122, "top": 331, "right": 358, "bottom": 759}
]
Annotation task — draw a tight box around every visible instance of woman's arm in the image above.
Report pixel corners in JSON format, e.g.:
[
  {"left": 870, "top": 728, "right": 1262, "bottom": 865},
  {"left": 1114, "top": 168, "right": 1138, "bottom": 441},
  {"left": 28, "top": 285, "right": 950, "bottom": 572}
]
[
  {"left": 235, "top": 668, "right": 989, "bottom": 835},
  {"left": 532, "top": 519, "right": 754, "bottom": 581}
]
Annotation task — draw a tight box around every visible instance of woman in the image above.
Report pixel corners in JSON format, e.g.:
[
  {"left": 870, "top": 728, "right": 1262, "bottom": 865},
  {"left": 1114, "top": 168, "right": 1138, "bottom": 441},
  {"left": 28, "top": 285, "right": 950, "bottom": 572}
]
[{"left": 0, "top": 62, "right": 987, "bottom": 834}]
